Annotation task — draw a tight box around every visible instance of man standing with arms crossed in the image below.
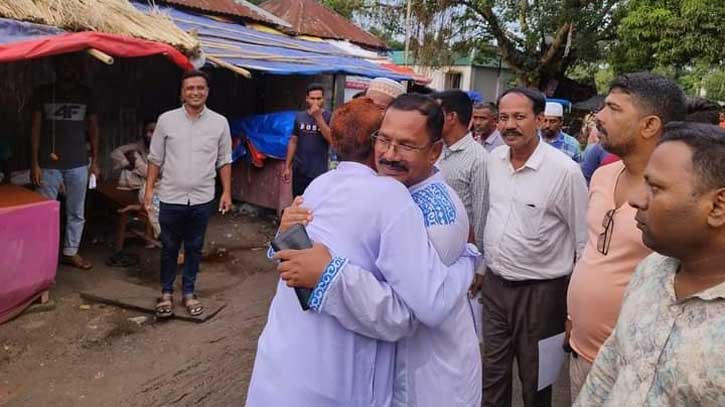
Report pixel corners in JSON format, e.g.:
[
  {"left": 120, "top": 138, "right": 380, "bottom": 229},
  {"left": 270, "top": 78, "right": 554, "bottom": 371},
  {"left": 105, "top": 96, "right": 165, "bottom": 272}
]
[
  {"left": 144, "top": 70, "right": 232, "bottom": 318},
  {"left": 283, "top": 83, "right": 332, "bottom": 197},
  {"left": 482, "top": 87, "right": 588, "bottom": 407},
  {"left": 566, "top": 73, "right": 686, "bottom": 400}
]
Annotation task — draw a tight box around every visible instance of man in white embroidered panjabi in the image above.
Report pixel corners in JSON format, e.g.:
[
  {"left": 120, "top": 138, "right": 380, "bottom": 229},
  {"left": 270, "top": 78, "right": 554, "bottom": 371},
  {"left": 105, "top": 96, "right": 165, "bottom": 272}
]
[
  {"left": 278, "top": 94, "right": 482, "bottom": 407},
  {"left": 246, "top": 97, "right": 477, "bottom": 407}
]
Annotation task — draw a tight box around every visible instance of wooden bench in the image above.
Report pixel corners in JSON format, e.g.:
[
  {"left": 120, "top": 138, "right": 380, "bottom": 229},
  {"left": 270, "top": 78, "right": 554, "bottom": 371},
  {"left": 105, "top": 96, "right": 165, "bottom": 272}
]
[{"left": 94, "top": 183, "right": 156, "bottom": 252}]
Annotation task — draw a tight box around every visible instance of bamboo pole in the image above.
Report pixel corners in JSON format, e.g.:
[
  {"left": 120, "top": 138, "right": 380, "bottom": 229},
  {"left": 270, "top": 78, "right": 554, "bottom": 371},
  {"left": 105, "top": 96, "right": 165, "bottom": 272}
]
[
  {"left": 86, "top": 48, "right": 114, "bottom": 65},
  {"left": 206, "top": 55, "right": 252, "bottom": 79}
]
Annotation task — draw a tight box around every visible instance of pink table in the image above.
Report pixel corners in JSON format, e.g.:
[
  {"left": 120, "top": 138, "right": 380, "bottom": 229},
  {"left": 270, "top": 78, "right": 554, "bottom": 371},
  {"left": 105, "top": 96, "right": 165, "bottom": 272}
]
[{"left": 0, "top": 185, "right": 59, "bottom": 323}]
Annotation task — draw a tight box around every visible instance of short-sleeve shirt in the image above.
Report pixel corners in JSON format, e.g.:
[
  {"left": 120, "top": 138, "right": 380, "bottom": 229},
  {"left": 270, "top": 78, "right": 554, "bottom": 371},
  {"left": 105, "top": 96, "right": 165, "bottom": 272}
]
[
  {"left": 292, "top": 110, "right": 331, "bottom": 179},
  {"left": 31, "top": 83, "right": 94, "bottom": 169}
]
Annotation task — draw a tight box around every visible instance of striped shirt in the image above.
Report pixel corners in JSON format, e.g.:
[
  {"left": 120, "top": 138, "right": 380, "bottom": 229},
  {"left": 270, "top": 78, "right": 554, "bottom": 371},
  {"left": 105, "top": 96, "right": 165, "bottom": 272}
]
[
  {"left": 437, "top": 132, "right": 489, "bottom": 259},
  {"left": 545, "top": 131, "right": 582, "bottom": 162}
]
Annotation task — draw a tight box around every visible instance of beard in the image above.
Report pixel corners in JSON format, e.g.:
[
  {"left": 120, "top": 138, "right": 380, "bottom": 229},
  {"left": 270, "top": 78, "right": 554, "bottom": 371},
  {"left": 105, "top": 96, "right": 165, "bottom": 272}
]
[{"left": 598, "top": 125, "right": 637, "bottom": 156}]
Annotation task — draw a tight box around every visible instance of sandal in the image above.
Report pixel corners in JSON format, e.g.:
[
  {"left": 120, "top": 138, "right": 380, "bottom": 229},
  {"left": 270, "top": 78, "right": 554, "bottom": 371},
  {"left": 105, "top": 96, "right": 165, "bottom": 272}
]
[
  {"left": 182, "top": 294, "right": 204, "bottom": 316},
  {"left": 156, "top": 294, "right": 173, "bottom": 318},
  {"left": 105, "top": 251, "right": 140, "bottom": 267},
  {"left": 61, "top": 254, "right": 93, "bottom": 270}
]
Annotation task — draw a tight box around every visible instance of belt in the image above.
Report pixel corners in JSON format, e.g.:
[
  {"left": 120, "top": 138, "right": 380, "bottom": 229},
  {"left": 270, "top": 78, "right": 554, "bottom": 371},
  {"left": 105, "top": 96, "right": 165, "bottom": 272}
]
[{"left": 488, "top": 269, "right": 569, "bottom": 287}]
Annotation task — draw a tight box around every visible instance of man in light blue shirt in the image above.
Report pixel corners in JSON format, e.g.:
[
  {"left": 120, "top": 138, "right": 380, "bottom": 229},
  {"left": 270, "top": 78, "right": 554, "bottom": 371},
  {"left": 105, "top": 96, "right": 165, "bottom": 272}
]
[
  {"left": 246, "top": 97, "right": 475, "bottom": 407},
  {"left": 541, "top": 102, "right": 582, "bottom": 162},
  {"left": 472, "top": 102, "right": 505, "bottom": 152}
]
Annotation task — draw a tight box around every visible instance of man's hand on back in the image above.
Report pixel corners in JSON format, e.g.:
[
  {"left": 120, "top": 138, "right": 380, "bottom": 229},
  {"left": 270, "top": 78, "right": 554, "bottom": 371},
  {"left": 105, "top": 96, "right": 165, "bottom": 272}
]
[
  {"left": 275, "top": 243, "right": 332, "bottom": 289},
  {"left": 279, "top": 196, "right": 312, "bottom": 233}
]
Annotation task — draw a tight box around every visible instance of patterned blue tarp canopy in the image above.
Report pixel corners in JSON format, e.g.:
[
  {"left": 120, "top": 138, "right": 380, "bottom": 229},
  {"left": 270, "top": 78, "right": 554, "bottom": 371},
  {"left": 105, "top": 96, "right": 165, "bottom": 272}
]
[{"left": 133, "top": 2, "right": 410, "bottom": 80}]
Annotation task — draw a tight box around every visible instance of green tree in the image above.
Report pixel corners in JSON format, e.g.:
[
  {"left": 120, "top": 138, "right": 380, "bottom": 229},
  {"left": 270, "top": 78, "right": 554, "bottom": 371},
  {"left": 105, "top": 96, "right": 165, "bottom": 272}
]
[
  {"left": 610, "top": 0, "right": 725, "bottom": 73},
  {"left": 363, "top": 1, "right": 622, "bottom": 89}
]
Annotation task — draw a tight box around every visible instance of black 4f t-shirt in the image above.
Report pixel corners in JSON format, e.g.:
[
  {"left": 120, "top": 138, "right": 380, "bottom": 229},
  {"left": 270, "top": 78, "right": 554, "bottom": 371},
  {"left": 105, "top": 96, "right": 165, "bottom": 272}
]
[
  {"left": 31, "top": 83, "right": 95, "bottom": 169},
  {"left": 292, "top": 110, "right": 331, "bottom": 179}
]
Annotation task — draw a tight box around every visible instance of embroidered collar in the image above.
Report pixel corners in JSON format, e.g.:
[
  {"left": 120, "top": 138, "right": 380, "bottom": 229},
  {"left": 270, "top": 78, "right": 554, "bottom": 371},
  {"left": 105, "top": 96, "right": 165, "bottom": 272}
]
[{"left": 409, "top": 168, "right": 444, "bottom": 194}]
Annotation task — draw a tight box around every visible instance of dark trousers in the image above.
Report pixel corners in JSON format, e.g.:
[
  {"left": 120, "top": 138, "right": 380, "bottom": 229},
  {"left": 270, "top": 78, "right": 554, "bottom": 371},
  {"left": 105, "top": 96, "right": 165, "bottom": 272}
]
[
  {"left": 481, "top": 271, "right": 568, "bottom": 407},
  {"left": 292, "top": 171, "right": 314, "bottom": 198},
  {"left": 159, "top": 200, "right": 214, "bottom": 295}
]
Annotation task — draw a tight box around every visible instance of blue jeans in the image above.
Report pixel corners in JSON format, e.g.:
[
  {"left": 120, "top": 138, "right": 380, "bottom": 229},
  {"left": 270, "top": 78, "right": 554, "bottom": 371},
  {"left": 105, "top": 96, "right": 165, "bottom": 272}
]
[
  {"left": 158, "top": 200, "right": 214, "bottom": 295},
  {"left": 37, "top": 166, "right": 88, "bottom": 257}
]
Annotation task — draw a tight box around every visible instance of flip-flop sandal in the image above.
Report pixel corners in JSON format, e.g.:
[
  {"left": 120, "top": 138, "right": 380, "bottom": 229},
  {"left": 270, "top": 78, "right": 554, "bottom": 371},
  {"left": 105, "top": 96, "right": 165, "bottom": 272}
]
[
  {"left": 182, "top": 295, "right": 204, "bottom": 316},
  {"left": 105, "top": 252, "right": 139, "bottom": 267},
  {"left": 156, "top": 294, "right": 173, "bottom": 318},
  {"left": 62, "top": 255, "right": 93, "bottom": 270}
]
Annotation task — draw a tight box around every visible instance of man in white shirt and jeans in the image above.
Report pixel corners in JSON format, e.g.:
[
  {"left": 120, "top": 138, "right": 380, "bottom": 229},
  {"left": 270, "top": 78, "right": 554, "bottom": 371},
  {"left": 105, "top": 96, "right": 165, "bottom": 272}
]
[{"left": 481, "top": 87, "right": 588, "bottom": 407}]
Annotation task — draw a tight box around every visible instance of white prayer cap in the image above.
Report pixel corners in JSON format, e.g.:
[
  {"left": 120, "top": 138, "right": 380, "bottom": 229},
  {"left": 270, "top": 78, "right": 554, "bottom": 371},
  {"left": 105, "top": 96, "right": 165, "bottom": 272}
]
[
  {"left": 544, "top": 102, "right": 564, "bottom": 117},
  {"left": 367, "top": 77, "right": 406, "bottom": 99}
]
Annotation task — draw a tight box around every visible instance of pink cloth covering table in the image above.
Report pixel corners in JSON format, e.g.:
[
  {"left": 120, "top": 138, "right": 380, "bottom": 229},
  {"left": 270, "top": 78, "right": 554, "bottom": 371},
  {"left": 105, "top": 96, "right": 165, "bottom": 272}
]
[{"left": 0, "top": 185, "right": 59, "bottom": 323}]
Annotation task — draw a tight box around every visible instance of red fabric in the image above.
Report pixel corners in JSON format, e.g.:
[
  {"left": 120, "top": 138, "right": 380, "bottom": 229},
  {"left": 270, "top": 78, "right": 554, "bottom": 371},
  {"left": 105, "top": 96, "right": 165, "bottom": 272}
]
[
  {"left": 600, "top": 153, "right": 621, "bottom": 166},
  {"left": 0, "top": 31, "right": 192, "bottom": 69},
  {"left": 380, "top": 63, "right": 432, "bottom": 85},
  {"left": 0, "top": 199, "right": 59, "bottom": 323},
  {"left": 246, "top": 140, "right": 266, "bottom": 168}
]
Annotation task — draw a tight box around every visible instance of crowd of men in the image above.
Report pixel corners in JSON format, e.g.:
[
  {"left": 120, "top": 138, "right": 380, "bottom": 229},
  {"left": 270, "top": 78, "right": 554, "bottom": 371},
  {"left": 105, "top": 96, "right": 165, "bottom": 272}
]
[
  {"left": 248, "top": 72, "right": 724, "bottom": 407},
  {"left": 25, "top": 54, "right": 723, "bottom": 407}
]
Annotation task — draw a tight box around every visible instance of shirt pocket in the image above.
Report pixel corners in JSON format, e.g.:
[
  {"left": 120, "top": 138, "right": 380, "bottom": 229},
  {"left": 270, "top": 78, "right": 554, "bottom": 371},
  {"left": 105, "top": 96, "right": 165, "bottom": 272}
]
[
  {"left": 193, "top": 135, "right": 217, "bottom": 157},
  {"left": 515, "top": 201, "right": 545, "bottom": 238}
]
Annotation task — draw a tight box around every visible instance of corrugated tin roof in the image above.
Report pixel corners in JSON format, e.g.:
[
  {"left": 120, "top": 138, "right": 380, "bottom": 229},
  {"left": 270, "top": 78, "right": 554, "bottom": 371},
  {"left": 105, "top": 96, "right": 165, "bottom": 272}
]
[
  {"left": 134, "top": 2, "right": 411, "bottom": 80},
  {"left": 159, "top": 0, "right": 291, "bottom": 28},
  {"left": 259, "top": 0, "right": 387, "bottom": 50}
]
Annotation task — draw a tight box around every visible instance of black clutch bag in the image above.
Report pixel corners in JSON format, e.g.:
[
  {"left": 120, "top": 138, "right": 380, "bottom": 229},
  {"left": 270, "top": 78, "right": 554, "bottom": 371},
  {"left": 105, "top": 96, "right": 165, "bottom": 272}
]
[{"left": 271, "top": 224, "right": 313, "bottom": 311}]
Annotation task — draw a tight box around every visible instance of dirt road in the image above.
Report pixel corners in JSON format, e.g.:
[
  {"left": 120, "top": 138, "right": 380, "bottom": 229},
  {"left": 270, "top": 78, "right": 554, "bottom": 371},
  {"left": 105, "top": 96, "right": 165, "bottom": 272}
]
[
  {"left": 1, "top": 211, "right": 570, "bottom": 407},
  {"left": 1, "top": 213, "right": 279, "bottom": 407}
]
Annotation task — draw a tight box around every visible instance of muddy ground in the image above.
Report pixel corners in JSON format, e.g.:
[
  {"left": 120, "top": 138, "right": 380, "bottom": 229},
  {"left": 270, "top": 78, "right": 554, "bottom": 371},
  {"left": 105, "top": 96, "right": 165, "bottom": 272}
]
[{"left": 0, "top": 207, "right": 570, "bottom": 407}]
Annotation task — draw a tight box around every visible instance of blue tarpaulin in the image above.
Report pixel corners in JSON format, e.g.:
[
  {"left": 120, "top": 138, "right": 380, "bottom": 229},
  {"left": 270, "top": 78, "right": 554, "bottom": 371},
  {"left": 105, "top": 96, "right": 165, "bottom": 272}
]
[
  {"left": 231, "top": 111, "right": 296, "bottom": 161},
  {"left": 133, "top": 2, "right": 410, "bottom": 80},
  {"left": 0, "top": 18, "right": 63, "bottom": 45}
]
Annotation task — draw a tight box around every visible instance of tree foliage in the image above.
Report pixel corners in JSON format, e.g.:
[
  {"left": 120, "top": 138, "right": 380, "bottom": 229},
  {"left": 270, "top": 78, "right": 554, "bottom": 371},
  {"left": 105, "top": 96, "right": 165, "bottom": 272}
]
[
  {"left": 249, "top": 0, "right": 724, "bottom": 98},
  {"left": 611, "top": 0, "right": 725, "bottom": 73}
]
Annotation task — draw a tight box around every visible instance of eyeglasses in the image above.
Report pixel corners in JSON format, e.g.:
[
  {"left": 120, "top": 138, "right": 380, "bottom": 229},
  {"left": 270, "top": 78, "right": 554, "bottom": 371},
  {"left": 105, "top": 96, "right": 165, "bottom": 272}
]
[
  {"left": 370, "top": 130, "right": 435, "bottom": 155},
  {"left": 597, "top": 209, "right": 616, "bottom": 255}
]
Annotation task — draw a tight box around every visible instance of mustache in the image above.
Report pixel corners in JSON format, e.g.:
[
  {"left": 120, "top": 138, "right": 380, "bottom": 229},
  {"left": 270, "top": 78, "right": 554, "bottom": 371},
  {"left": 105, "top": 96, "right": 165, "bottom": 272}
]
[
  {"left": 378, "top": 158, "right": 408, "bottom": 172},
  {"left": 502, "top": 129, "right": 523, "bottom": 138}
]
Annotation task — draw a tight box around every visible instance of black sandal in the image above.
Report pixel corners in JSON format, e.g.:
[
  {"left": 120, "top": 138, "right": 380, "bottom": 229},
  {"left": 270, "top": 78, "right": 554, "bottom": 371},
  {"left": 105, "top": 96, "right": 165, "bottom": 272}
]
[
  {"left": 156, "top": 294, "right": 173, "bottom": 318},
  {"left": 106, "top": 252, "right": 139, "bottom": 267},
  {"left": 182, "top": 294, "right": 204, "bottom": 316}
]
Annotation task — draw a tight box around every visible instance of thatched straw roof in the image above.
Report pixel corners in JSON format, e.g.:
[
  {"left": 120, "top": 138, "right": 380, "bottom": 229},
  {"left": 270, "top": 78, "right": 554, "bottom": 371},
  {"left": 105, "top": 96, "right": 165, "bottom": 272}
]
[{"left": 0, "top": 0, "right": 200, "bottom": 55}]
